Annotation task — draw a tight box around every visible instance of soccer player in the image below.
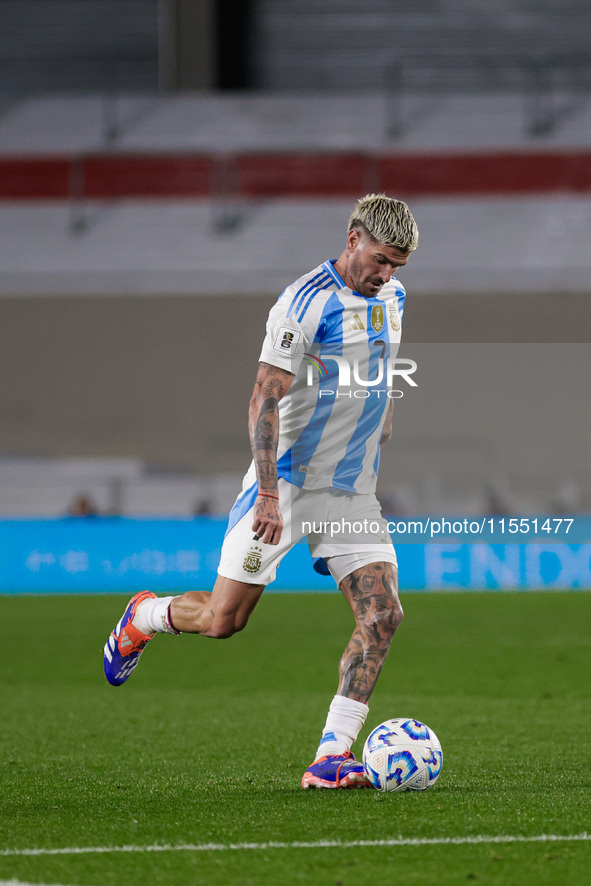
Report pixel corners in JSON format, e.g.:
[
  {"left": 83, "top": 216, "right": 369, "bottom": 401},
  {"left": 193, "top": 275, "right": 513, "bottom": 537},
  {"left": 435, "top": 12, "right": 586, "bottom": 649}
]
[{"left": 104, "top": 194, "right": 419, "bottom": 789}]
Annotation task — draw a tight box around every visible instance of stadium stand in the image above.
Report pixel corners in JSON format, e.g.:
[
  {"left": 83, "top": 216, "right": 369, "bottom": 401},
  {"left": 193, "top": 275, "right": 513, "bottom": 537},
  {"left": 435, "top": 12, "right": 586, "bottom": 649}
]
[
  {"left": 0, "top": 90, "right": 590, "bottom": 296},
  {"left": 255, "top": 0, "right": 591, "bottom": 97},
  {"left": 0, "top": 0, "right": 159, "bottom": 94}
]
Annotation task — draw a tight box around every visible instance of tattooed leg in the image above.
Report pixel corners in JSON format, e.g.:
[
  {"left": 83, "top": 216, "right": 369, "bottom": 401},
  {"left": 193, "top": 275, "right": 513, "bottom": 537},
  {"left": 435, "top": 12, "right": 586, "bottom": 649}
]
[{"left": 337, "top": 562, "right": 403, "bottom": 704}]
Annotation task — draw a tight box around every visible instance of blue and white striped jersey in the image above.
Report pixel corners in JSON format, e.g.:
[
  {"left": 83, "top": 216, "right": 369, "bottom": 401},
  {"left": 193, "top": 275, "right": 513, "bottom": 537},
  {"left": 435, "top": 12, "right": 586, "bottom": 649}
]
[{"left": 258, "top": 260, "right": 407, "bottom": 494}]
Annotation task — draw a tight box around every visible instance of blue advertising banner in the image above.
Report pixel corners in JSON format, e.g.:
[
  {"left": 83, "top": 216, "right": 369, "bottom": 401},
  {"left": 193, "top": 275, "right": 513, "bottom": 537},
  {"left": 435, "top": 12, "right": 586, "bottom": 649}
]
[
  {"left": 0, "top": 518, "right": 589, "bottom": 594},
  {"left": 0, "top": 518, "right": 331, "bottom": 594}
]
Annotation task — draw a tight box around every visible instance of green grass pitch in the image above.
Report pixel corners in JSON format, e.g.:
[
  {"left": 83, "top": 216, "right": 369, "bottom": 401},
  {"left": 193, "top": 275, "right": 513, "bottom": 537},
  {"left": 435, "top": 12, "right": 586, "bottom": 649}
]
[{"left": 0, "top": 590, "right": 590, "bottom": 886}]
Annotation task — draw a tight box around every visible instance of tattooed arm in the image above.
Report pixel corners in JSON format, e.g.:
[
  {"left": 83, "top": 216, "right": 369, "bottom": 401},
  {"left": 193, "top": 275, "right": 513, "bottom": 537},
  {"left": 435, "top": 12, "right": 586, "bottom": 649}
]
[{"left": 248, "top": 361, "right": 293, "bottom": 545}]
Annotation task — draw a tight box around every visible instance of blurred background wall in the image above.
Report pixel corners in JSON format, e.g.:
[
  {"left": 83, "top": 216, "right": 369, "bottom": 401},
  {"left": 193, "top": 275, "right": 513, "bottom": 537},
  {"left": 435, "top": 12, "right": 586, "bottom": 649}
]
[{"left": 0, "top": 0, "right": 590, "bottom": 524}]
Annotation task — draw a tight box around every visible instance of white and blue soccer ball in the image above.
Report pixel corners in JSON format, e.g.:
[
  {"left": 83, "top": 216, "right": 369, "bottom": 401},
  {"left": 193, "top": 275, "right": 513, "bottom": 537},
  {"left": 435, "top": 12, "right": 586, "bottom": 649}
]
[{"left": 362, "top": 718, "right": 443, "bottom": 792}]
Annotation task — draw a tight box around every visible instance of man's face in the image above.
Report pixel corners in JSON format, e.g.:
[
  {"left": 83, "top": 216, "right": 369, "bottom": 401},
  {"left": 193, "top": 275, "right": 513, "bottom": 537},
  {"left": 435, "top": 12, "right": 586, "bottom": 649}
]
[{"left": 345, "top": 228, "right": 410, "bottom": 298}]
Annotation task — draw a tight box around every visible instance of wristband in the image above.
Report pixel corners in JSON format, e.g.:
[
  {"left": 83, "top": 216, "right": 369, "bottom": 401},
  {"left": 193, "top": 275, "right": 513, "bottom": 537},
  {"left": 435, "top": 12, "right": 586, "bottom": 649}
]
[{"left": 258, "top": 491, "right": 279, "bottom": 500}]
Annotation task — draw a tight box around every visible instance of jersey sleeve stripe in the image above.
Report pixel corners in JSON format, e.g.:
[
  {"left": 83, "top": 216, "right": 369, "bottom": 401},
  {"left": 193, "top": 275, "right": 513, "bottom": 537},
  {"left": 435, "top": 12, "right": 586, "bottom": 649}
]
[
  {"left": 297, "top": 273, "right": 333, "bottom": 322},
  {"left": 286, "top": 270, "right": 330, "bottom": 320}
]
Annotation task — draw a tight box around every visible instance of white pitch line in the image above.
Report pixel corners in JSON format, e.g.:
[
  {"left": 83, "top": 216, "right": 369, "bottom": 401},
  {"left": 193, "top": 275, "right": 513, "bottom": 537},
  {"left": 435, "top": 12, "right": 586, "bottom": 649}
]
[
  {"left": 0, "top": 833, "right": 590, "bottom": 857},
  {"left": 0, "top": 881, "right": 86, "bottom": 886}
]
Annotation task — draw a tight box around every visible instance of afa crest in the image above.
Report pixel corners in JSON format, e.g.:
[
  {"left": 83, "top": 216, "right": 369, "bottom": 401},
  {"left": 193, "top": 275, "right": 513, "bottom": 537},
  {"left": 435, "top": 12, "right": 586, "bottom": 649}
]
[
  {"left": 371, "top": 305, "right": 384, "bottom": 333},
  {"left": 387, "top": 301, "right": 400, "bottom": 332},
  {"left": 243, "top": 545, "right": 263, "bottom": 574}
]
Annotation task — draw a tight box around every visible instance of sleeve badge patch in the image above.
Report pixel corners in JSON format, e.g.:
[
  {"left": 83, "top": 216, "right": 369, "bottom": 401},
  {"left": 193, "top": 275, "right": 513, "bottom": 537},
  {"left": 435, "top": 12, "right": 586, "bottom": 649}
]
[{"left": 273, "top": 326, "right": 302, "bottom": 353}]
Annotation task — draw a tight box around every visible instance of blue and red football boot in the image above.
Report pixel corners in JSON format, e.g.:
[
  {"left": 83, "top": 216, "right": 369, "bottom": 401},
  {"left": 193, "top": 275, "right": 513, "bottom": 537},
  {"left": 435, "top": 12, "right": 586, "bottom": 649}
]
[
  {"left": 301, "top": 751, "right": 372, "bottom": 789},
  {"left": 103, "top": 591, "right": 156, "bottom": 686}
]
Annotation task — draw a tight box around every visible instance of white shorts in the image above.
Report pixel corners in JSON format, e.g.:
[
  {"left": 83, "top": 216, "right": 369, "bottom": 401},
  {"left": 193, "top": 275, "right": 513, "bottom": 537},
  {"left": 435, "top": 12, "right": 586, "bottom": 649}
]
[{"left": 218, "top": 470, "right": 398, "bottom": 588}]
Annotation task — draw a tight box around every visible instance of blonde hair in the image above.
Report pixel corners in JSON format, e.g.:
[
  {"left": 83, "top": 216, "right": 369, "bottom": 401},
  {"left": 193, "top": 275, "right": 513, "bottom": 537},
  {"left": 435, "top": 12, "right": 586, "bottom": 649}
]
[{"left": 348, "top": 193, "right": 419, "bottom": 253}]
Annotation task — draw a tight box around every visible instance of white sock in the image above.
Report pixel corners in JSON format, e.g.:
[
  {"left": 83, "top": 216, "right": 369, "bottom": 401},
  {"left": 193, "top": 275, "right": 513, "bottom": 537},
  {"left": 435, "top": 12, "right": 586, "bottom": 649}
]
[
  {"left": 315, "top": 695, "right": 369, "bottom": 758},
  {"left": 132, "top": 595, "right": 178, "bottom": 634}
]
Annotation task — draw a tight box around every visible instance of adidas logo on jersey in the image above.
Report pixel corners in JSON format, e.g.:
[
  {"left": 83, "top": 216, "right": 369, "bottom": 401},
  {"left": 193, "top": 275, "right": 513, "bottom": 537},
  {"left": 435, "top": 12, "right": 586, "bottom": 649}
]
[{"left": 346, "top": 313, "right": 365, "bottom": 331}]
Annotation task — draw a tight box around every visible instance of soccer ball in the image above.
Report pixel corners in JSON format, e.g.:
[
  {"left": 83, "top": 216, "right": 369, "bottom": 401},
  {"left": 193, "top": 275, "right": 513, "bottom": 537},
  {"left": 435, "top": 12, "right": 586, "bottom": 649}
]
[{"left": 362, "top": 718, "right": 443, "bottom": 792}]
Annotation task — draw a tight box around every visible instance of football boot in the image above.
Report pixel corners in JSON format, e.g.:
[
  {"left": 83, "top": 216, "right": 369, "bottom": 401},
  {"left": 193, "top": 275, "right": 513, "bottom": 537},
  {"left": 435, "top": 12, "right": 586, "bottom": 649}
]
[
  {"left": 103, "top": 591, "right": 156, "bottom": 686},
  {"left": 301, "top": 751, "right": 372, "bottom": 789}
]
